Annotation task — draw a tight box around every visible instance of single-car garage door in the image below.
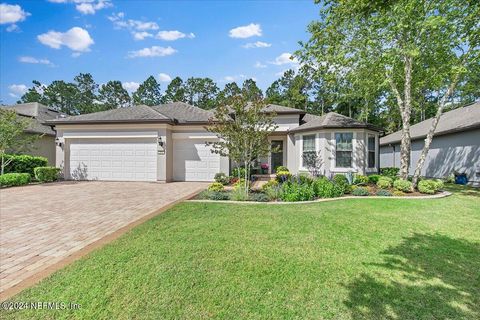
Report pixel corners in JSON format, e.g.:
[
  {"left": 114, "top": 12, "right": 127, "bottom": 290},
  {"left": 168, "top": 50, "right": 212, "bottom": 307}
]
[
  {"left": 69, "top": 139, "right": 157, "bottom": 181},
  {"left": 173, "top": 139, "right": 220, "bottom": 181}
]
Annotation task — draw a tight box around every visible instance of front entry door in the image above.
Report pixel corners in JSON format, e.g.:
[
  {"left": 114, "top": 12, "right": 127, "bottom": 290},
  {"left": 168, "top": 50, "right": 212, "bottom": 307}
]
[{"left": 271, "top": 140, "right": 284, "bottom": 173}]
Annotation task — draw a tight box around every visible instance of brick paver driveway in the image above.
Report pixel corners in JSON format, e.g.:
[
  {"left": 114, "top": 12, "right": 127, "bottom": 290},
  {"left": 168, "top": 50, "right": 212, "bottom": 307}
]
[{"left": 0, "top": 181, "right": 207, "bottom": 298}]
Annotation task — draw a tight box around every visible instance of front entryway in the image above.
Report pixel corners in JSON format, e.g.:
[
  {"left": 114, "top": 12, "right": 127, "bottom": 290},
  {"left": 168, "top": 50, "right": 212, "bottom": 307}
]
[{"left": 270, "top": 140, "right": 284, "bottom": 173}]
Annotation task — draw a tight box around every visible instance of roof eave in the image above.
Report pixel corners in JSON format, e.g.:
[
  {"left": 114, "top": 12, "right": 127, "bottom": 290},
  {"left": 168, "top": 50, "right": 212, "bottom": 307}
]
[{"left": 46, "top": 119, "right": 174, "bottom": 125}]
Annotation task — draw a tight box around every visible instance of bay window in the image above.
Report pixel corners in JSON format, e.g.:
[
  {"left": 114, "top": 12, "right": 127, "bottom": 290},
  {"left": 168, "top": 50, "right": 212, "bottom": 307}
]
[{"left": 302, "top": 134, "right": 316, "bottom": 167}]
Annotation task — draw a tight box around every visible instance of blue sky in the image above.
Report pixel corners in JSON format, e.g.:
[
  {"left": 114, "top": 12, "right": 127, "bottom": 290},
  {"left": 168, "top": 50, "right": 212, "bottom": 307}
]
[{"left": 0, "top": 0, "right": 320, "bottom": 104}]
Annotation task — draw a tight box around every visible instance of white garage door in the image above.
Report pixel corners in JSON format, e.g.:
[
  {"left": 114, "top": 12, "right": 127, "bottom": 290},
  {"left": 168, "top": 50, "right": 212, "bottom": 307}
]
[
  {"left": 173, "top": 139, "right": 220, "bottom": 181},
  {"left": 69, "top": 139, "right": 157, "bottom": 181}
]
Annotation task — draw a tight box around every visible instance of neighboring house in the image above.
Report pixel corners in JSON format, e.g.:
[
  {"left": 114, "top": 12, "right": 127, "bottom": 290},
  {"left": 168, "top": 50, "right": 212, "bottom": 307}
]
[
  {"left": 49, "top": 102, "right": 381, "bottom": 182},
  {"left": 5, "top": 102, "right": 63, "bottom": 165},
  {"left": 380, "top": 101, "right": 480, "bottom": 186}
]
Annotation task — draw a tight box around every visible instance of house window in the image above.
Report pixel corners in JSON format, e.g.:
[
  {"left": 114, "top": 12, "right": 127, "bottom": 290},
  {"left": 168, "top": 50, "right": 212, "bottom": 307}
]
[
  {"left": 302, "top": 134, "right": 316, "bottom": 167},
  {"left": 368, "top": 135, "right": 376, "bottom": 168},
  {"left": 335, "top": 132, "right": 353, "bottom": 168}
]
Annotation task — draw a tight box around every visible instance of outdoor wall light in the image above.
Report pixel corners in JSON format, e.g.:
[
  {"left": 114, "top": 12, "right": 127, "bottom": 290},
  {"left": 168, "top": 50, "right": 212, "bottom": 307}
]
[
  {"left": 55, "top": 137, "right": 64, "bottom": 149},
  {"left": 158, "top": 137, "right": 164, "bottom": 147}
]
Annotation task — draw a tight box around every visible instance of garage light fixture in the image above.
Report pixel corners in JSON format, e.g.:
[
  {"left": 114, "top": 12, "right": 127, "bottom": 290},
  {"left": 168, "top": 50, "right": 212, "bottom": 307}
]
[
  {"left": 158, "top": 137, "right": 164, "bottom": 147},
  {"left": 55, "top": 137, "right": 64, "bottom": 149}
]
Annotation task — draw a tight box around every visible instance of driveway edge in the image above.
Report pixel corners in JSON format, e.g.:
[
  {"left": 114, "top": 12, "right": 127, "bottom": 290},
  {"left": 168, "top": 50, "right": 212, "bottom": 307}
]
[{"left": 0, "top": 188, "right": 202, "bottom": 302}]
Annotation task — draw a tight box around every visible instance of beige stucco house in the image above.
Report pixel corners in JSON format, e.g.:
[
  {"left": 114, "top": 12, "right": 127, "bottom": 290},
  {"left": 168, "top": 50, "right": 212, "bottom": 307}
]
[
  {"left": 49, "top": 102, "right": 381, "bottom": 182},
  {"left": 6, "top": 102, "right": 63, "bottom": 165}
]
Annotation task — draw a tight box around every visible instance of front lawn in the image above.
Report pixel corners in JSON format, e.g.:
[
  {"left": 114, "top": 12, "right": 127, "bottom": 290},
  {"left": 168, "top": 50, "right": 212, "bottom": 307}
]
[{"left": 3, "top": 185, "right": 479, "bottom": 319}]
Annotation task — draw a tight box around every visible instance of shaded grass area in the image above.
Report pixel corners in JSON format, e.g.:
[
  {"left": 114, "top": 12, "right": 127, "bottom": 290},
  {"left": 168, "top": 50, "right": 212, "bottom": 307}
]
[{"left": 2, "top": 185, "right": 479, "bottom": 319}]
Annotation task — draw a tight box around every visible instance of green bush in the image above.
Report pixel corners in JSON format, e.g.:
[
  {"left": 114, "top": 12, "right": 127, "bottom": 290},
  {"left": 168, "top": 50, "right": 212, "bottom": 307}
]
[
  {"left": 380, "top": 167, "right": 400, "bottom": 179},
  {"left": 296, "top": 174, "right": 314, "bottom": 185},
  {"left": 333, "top": 174, "right": 352, "bottom": 194},
  {"left": 231, "top": 167, "right": 246, "bottom": 178},
  {"left": 280, "top": 182, "right": 315, "bottom": 202},
  {"left": 276, "top": 171, "right": 292, "bottom": 183},
  {"left": 352, "top": 186, "right": 370, "bottom": 196},
  {"left": 249, "top": 192, "right": 269, "bottom": 202},
  {"left": 392, "top": 190, "right": 405, "bottom": 197},
  {"left": 261, "top": 179, "right": 279, "bottom": 191},
  {"left": 376, "top": 189, "right": 392, "bottom": 196},
  {"left": 34, "top": 166, "right": 61, "bottom": 182},
  {"left": 393, "top": 179, "right": 412, "bottom": 192},
  {"left": 208, "top": 182, "right": 224, "bottom": 192},
  {"left": 353, "top": 174, "right": 368, "bottom": 185},
  {"left": 433, "top": 179, "right": 444, "bottom": 190},
  {"left": 367, "top": 174, "right": 381, "bottom": 184},
  {"left": 0, "top": 173, "right": 31, "bottom": 187},
  {"left": 263, "top": 185, "right": 281, "bottom": 201},
  {"left": 313, "top": 178, "right": 343, "bottom": 198},
  {"left": 377, "top": 176, "right": 393, "bottom": 189},
  {"left": 418, "top": 179, "right": 441, "bottom": 194},
  {"left": 276, "top": 166, "right": 289, "bottom": 172},
  {"left": 214, "top": 172, "right": 230, "bottom": 185},
  {"left": 3, "top": 154, "right": 48, "bottom": 176},
  {"left": 203, "top": 191, "right": 230, "bottom": 200}
]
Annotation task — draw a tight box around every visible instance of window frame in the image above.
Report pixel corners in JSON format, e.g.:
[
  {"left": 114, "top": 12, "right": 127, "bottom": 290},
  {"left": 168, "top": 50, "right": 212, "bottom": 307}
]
[
  {"left": 301, "top": 134, "right": 317, "bottom": 168},
  {"left": 334, "top": 132, "right": 353, "bottom": 169},
  {"left": 367, "top": 134, "right": 376, "bottom": 169}
]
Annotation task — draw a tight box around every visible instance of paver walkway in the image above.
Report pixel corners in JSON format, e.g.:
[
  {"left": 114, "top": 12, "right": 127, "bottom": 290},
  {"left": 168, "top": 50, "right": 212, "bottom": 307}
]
[{"left": 0, "top": 181, "right": 207, "bottom": 298}]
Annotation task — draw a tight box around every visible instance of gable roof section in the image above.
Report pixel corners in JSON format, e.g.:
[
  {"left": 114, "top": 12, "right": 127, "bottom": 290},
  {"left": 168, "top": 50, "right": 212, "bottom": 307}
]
[
  {"left": 4, "top": 102, "right": 63, "bottom": 136},
  {"left": 150, "top": 102, "right": 214, "bottom": 124},
  {"left": 380, "top": 101, "right": 480, "bottom": 146},
  {"left": 290, "top": 112, "right": 382, "bottom": 133},
  {"left": 263, "top": 104, "right": 306, "bottom": 114}
]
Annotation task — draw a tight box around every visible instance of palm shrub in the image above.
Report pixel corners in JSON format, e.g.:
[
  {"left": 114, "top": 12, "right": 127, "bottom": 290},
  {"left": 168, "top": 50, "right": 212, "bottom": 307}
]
[
  {"left": 393, "top": 179, "right": 413, "bottom": 192},
  {"left": 333, "top": 174, "right": 352, "bottom": 194},
  {"left": 377, "top": 177, "right": 393, "bottom": 189}
]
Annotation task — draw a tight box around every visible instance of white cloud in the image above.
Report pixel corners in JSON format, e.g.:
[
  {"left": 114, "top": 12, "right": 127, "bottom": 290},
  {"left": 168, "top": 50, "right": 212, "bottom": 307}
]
[
  {"left": 108, "top": 12, "right": 159, "bottom": 31},
  {"left": 270, "top": 52, "right": 299, "bottom": 65},
  {"left": 155, "top": 30, "right": 195, "bottom": 41},
  {"left": 127, "top": 46, "right": 177, "bottom": 58},
  {"left": 0, "top": 4, "right": 30, "bottom": 31},
  {"left": 37, "top": 27, "right": 94, "bottom": 52},
  {"left": 254, "top": 61, "right": 267, "bottom": 68},
  {"left": 8, "top": 84, "right": 28, "bottom": 97},
  {"left": 18, "top": 56, "right": 53, "bottom": 66},
  {"left": 229, "top": 23, "right": 262, "bottom": 38},
  {"left": 242, "top": 41, "right": 271, "bottom": 49},
  {"left": 48, "top": 0, "right": 112, "bottom": 15},
  {"left": 158, "top": 73, "right": 172, "bottom": 82},
  {"left": 122, "top": 81, "right": 140, "bottom": 92},
  {"left": 223, "top": 74, "right": 246, "bottom": 82},
  {"left": 133, "top": 31, "right": 153, "bottom": 40}
]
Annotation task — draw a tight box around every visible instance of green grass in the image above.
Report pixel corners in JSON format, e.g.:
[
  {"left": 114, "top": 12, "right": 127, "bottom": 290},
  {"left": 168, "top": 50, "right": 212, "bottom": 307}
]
[{"left": 3, "top": 185, "right": 480, "bottom": 319}]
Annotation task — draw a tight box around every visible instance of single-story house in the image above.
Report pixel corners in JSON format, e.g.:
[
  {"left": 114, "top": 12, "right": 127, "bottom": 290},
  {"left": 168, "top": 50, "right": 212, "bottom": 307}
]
[
  {"left": 48, "top": 102, "right": 381, "bottom": 182},
  {"left": 5, "top": 102, "right": 64, "bottom": 165},
  {"left": 380, "top": 101, "right": 480, "bottom": 186}
]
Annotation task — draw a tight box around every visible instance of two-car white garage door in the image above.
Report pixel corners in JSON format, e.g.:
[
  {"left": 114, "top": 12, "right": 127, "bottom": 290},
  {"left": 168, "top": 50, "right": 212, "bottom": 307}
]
[
  {"left": 68, "top": 138, "right": 221, "bottom": 182},
  {"left": 69, "top": 139, "right": 157, "bottom": 181}
]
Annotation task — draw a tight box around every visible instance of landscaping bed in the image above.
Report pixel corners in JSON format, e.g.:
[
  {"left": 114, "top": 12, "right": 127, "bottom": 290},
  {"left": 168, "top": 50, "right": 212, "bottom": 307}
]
[{"left": 198, "top": 168, "right": 447, "bottom": 202}]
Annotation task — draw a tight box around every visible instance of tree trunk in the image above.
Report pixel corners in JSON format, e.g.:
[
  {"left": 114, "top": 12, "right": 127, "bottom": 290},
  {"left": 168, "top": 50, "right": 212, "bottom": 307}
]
[
  {"left": 412, "top": 80, "right": 458, "bottom": 188},
  {"left": 1, "top": 154, "right": 4, "bottom": 175},
  {"left": 399, "top": 55, "right": 413, "bottom": 179}
]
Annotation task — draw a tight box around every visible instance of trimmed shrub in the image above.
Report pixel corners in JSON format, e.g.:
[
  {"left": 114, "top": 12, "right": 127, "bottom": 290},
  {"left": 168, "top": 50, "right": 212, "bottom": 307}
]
[
  {"left": 0, "top": 173, "right": 31, "bottom": 187},
  {"left": 34, "top": 167, "right": 61, "bottom": 182},
  {"left": 393, "top": 179, "right": 412, "bottom": 193},
  {"left": 418, "top": 179, "right": 441, "bottom": 194},
  {"left": 280, "top": 182, "right": 315, "bottom": 202},
  {"left": 352, "top": 186, "right": 370, "bottom": 196},
  {"left": 380, "top": 167, "right": 400, "bottom": 180},
  {"left": 393, "top": 190, "right": 405, "bottom": 197},
  {"left": 433, "top": 179, "right": 444, "bottom": 191},
  {"left": 353, "top": 174, "right": 368, "bottom": 185},
  {"left": 276, "top": 171, "right": 292, "bottom": 183},
  {"left": 276, "top": 166, "right": 289, "bottom": 172},
  {"left": 208, "top": 182, "right": 224, "bottom": 192},
  {"left": 249, "top": 192, "right": 269, "bottom": 202},
  {"left": 367, "top": 174, "right": 381, "bottom": 184},
  {"left": 3, "top": 154, "right": 48, "bottom": 176},
  {"left": 261, "top": 179, "right": 279, "bottom": 191},
  {"left": 377, "top": 176, "right": 393, "bottom": 189},
  {"left": 333, "top": 174, "right": 352, "bottom": 194},
  {"left": 313, "top": 178, "right": 344, "bottom": 198},
  {"left": 214, "top": 172, "right": 230, "bottom": 185},
  {"left": 376, "top": 189, "right": 392, "bottom": 197}
]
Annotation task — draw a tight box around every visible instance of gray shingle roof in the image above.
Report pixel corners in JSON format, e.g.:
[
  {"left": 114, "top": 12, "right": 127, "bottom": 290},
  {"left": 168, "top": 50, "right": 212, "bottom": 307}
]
[
  {"left": 290, "top": 112, "right": 381, "bottom": 133},
  {"left": 49, "top": 104, "right": 172, "bottom": 124},
  {"left": 263, "top": 104, "right": 306, "bottom": 114},
  {"left": 4, "top": 102, "right": 64, "bottom": 136},
  {"left": 150, "top": 102, "right": 214, "bottom": 124},
  {"left": 380, "top": 101, "right": 480, "bottom": 146}
]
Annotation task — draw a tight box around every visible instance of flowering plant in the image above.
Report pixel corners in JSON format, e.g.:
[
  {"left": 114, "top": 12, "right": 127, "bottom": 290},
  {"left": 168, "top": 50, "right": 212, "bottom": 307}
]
[{"left": 261, "top": 163, "right": 269, "bottom": 170}]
